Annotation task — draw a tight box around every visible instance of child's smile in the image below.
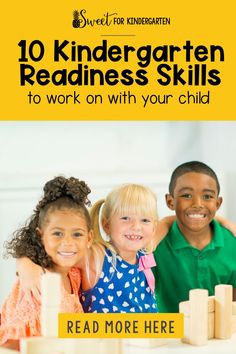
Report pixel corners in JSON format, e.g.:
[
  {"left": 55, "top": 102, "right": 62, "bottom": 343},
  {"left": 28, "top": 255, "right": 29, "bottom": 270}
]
[
  {"left": 187, "top": 212, "right": 206, "bottom": 219},
  {"left": 184, "top": 209, "right": 209, "bottom": 229},
  {"left": 125, "top": 233, "right": 143, "bottom": 240},
  {"left": 185, "top": 210, "right": 208, "bottom": 223},
  {"left": 57, "top": 251, "right": 78, "bottom": 258}
]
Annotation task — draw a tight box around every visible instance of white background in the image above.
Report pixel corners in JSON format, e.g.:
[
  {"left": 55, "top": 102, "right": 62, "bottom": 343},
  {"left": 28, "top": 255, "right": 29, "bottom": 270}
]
[{"left": 0, "top": 121, "right": 235, "bottom": 307}]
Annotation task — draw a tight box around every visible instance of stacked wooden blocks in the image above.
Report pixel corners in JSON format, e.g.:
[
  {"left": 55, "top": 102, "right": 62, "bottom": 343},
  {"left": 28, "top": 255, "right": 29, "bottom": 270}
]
[
  {"left": 0, "top": 347, "right": 19, "bottom": 354},
  {"left": 179, "top": 284, "right": 236, "bottom": 346},
  {"left": 19, "top": 273, "right": 123, "bottom": 354},
  {"left": 20, "top": 272, "right": 69, "bottom": 354},
  {"left": 124, "top": 338, "right": 168, "bottom": 349},
  {"left": 41, "top": 272, "right": 61, "bottom": 337}
]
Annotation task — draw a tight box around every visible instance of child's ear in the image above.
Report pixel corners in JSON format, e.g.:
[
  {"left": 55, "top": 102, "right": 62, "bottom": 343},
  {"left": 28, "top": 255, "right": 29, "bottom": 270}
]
[
  {"left": 216, "top": 196, "right": 223, "bottom": 210},
  {"left": 165, "top": 194, "right": 175, "bottom": 211},
  {"left": 101, "top": 218, "right": 110, "bottom": 235},
  {"left": 35, "top": 227, "right": 42, "bottom": 237},
  {"left": 87, "top": 229, "right": 93, "bottom": 248}
]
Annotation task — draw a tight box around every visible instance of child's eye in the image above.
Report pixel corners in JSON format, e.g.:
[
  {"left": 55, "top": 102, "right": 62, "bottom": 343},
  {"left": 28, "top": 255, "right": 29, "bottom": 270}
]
[
  {"left": 203, "top": 194, "right": 213, "bottom": 200},
  {"left": 180, "top": 194, "right": 192, "bottom": 199},
  {"left": 120, "top": 216, "right": 129, "bottom": 221},
  {"left": 52, "top": 231, "right": 63, "bottom": 237},
  {"left": 142, "top": 218, "right": 151, "bottom": 223},
  {"left": 73, "top": 232, "right": 83, "bottom": 238}
]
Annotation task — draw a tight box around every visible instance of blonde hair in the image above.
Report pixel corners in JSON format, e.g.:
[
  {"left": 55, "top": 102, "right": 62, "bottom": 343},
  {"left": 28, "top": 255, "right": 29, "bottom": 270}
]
[{"left": 90, "top": 184, "right": 158, "bottom": 258}]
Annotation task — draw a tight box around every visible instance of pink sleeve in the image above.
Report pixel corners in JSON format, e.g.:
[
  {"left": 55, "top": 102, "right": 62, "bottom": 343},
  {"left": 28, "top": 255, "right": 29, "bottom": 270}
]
[
  {"left": 69, "top": 267, "right": 82, "bottom": 294},
  {"left": 0, "top": 269, "right": 84, "bottom": 345},
  {"left": 0, "top": 280, "right": 41, "bottom": 344},
  {"left": 62, "top": 267, "right": 83, "bottom": 313}
]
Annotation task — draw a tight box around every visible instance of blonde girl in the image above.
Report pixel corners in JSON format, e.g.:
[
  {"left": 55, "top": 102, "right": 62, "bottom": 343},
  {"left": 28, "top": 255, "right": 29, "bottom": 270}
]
[{"left": 80, "top": 183, "right": 169, "bottom": 313}]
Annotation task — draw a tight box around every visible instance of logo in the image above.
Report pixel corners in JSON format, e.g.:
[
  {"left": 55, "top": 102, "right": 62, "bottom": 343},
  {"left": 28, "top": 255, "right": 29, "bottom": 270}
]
[
  {"left": 72, "top": 10, "right": 81, "bottom": 28},
  {"left": 72, "top": 9, "right": 171, "bottom": 29},
  {"left": 72, "top": 9, "right": 117, "bottom": 29}
]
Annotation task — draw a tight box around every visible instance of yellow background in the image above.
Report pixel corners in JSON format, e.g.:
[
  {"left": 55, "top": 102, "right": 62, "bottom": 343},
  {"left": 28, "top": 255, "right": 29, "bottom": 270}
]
[
  {"left": 1, "top": 0, "right": 235, "bottom": 120},
  {"left": 58, "top": 313, "right": 184, "bottom": 338}
]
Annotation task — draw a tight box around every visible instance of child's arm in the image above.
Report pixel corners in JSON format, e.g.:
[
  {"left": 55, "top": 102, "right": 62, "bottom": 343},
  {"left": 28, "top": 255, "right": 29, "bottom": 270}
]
[
  {"left": 215, "top": 216, "right": 236, "bottom": 236},
  {"left": 77, "top": 246, "right": 104, "bottom": 291},
  {"left": 16, "top": 257, "right": 44, "bottom": 302},
  {"left": 153, "top": 215, "right": 236, "bottom": 249},
  {"left": 153, "top": 215, "right": 176, "bottom": 248}
]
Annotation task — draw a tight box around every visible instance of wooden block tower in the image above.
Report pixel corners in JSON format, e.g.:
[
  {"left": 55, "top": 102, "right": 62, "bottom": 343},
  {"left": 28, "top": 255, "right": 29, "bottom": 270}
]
[
  {"left": 20, "top": 272, "right": 67, "bottom": 354},
  {"left": 19, "top": 273, "right": 123, "bottom": 354},
  {"left": 41, "top": 272, "right": 61, "bottom": 337},
  {"left": 179, "top": 284, "right": 236, "bottom": 346},
  {"left": 215, "top": 284, "right": 232, "bottom": 339}
]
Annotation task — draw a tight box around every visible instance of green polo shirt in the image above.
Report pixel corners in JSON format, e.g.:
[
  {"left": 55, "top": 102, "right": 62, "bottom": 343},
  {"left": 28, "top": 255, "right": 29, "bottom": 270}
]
[{"left": 153, "top": 219, "right": 236, "bottom": 313}]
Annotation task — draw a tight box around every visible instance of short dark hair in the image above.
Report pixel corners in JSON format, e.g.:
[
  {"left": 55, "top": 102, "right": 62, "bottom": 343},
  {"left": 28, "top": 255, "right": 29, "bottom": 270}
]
[{"left": 169, "top": 161, "right": 220, "bottom": 196}]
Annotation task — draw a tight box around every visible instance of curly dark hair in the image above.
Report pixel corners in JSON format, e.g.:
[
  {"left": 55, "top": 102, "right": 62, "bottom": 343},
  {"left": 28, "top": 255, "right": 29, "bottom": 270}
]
[{"left": 5, "top": 176, "right": 92, "bottom": 269}]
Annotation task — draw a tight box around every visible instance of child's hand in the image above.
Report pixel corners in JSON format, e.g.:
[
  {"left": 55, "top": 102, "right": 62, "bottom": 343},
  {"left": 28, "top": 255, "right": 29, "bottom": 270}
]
[
  {"left": 216, "top": 216, "right": 236, "bottom": 236},
  {"left": 16, "top": 257, "right": 44, "bottom": 302}
]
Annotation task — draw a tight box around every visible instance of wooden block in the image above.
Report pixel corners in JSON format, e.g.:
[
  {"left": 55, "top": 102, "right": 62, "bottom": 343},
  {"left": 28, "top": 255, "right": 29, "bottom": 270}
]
[
  {"left": 182, "top": 311, "right": 214, "bottom": 342},
  {"left": 0, "top": 348, "right": 19, "bottom": 354},
  {"left": 20, "top": 338, "right": 124, "bottom": 354},
  {"left": 208, "top": 296, "right": 215, "bottom": 313},
  {"left": 208, "top": 312, "right": 214, "bottom": 339},
  {"left": 41, "top": 307, "right": 59, "bottom": 337},
  {"left": 189, "top": 289, "right": 208, "bottom": 346},
  {"left": 179, "top": 301, "right": 189, "bottom": 315},
  {"left": 215, "top": 284, "right": 232, "bottom": 339},
  {"left": 124, "top": 338, "right": 168, "bottom": 348},
  {"left": 62, "top": 338, "right": 123, "bottom": 354},
  {"left": 232, "top": 314, "right": 236, "bottom": 334},
  {"left": 41, "top": 272, "right": 61, "bottom": 307},
  {"left": 99, "top": 339, "right": 123, "bottom": 354},
  {"left": 41, "top": 273, "right": 61, "bottom": 337},
  {"left": 232, "top": 302, "right": 236, "bottom": 315},
  {"left": 179, "top": 296, "right": 215, "bottom": 315},
  {"left": 181, "top": 315, "right": 190, "bottom": 344},
  {"left": 20, "top": 337, "right": 75, "bottom": 354}
]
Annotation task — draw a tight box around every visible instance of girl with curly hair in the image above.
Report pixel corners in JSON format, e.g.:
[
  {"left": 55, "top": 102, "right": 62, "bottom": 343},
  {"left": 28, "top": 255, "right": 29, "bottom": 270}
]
[{"left": 0, "top": 176, "right": 93, "bottom": 350}]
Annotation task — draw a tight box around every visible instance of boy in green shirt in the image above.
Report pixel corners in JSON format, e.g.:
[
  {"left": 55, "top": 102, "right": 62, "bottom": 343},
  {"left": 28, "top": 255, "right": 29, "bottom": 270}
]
[{"left": 153, "top": 161, "right": 236, "bottom": 312}]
